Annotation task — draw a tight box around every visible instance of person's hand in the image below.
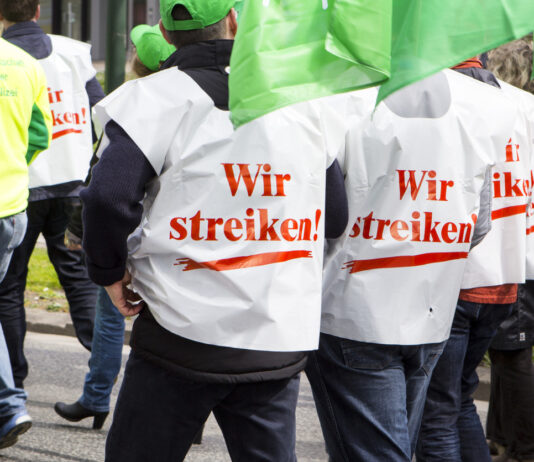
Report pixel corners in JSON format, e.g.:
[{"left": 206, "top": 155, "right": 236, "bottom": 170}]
[
  {"left": 64, "top": 229, "right": 82, "bottom": 251},
  {"left": 105, "top": 270, "right": 144, "bottom": 317}
]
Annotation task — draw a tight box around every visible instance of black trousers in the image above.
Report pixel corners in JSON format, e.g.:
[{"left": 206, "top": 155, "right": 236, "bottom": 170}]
[
  {"left": 106, "top": 351, "right": 300, "bottom": 462},
  {"left": 0, "top": 198, "right": 96, "bottom": 388},
  {"left": 487, "top": 347, "right": 534, "bottom": 459}
]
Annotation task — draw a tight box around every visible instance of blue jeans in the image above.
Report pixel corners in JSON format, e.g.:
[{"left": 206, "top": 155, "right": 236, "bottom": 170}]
[
  {"left": 79, "top": 287, "right": 124, "bottom": 412},
  {"left": 306, "top": 333, "right": 445, "bottom": 462},
  {"left": 416, "top": 300, "right": 514, "bottom": 462},
  {"left": 0, "top": 212, "right": 27, "bottom": 283},
  {"left": 0, "top": 212, "right": 28, "bottom": 418},
  {"left": 106, "top": 351, "right": 300, "bottom": 462},
  {"left": 0, "top": 324, "right": 27, "bottom": 419}
]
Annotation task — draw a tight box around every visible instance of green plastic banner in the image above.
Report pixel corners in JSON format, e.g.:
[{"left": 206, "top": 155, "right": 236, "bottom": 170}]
[
  {"left": 379, "top": 0, "right": 534, "bottom": 102},
  {"left": 229, "top": 0, "right": 392, "bottom": 127},
  {"left": 230, "top": 0, "right": 534, "bottom": 127}
]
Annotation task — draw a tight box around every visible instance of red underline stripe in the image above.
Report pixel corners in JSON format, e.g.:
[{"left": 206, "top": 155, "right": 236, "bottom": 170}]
[
  {"left": 527, "top": 225, "right": 534, "bottom": 235},
  {"left": 343, "top": 251, "right": 469, "bottom": 274},
  {"left": 52, "top": 128, "right": 83, "bottom": 140},
  {"left": 174, "top": 250, "right": 313, "bottom": 272},
  {"left": 491, "top": 204, "right": 527, "bottom": 220}
]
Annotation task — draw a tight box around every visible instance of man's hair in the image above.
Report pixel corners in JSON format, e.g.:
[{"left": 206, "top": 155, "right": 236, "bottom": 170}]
[
  {"left": 487, "top": 35, "right": 534, "bottom": 94},
  {"left": 0, "top": 0, "right": 39, "bottom": 22},
  {"left": 165, "top": 5, "right": 228, "bottom": 48},
  {"left": 130, "top": 51, "right": 156, "bottom": 78},
  {"left": 130, "top": 51, "right": 163, "bottom": 77}
]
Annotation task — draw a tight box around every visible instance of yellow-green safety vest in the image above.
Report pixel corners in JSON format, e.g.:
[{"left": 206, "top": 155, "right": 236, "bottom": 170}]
[{"left": 0, "top": 38, "right": 52, "bottom": 218}]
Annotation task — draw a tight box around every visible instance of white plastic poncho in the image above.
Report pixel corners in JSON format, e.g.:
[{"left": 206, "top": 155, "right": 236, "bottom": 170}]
[
  {"left": 29, "top": 35, "right": 95, "bottom": 188},
  {"left": 94, "top": 68, "right": 347, "bottom": 352},
  {"left": 322, "top": 70, "right": 518, "bottom": 345}
]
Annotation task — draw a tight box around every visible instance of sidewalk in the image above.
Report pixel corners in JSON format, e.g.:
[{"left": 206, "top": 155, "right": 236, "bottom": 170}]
[{"left": 26, "top": 307, "right": 134, "bottom": 345}]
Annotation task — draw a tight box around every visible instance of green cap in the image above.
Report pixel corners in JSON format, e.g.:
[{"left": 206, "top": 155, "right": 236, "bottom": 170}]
[
  {"left": 130, "top": 24, "right": 176, "bottom": 71},
  {"left": 160, "top": 0, "right": 235, "bottom": 31}
]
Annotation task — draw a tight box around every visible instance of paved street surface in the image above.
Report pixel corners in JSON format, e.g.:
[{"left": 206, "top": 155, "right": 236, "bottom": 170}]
[
  {"left": 0, "top": 332, "right": 488, "bottom": 462},
  {"left": 0, "top": 332, "right": 327, "bottom": 462}
]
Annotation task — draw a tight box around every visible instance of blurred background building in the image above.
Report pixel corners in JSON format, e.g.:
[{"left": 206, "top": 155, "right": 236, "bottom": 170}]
[{"left": 37, "top": 0, "right": 159, "bottom": 60}]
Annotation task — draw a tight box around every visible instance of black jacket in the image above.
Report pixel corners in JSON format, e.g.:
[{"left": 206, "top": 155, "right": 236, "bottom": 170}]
[
  {"left": 81, "top": 40, "right": 348, "bottom": 383},
  {"left": 491, "top": 281, "right": 534, "bottom": 350}
]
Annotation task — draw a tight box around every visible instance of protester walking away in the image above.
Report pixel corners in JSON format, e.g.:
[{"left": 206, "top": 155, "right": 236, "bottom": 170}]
[
  {"left": 0, "top": 36, "right": 51, "bottom": 449},
  {"left": 307, "top": 67, "right": 523, "bottom": 461},
  {"left": 54, "top": 23, "right": 175, "bottom": 431},
  {"left": 487, "top": 283, "right": 534, "bottom": 462},
  {"left": 0, "top": 0, "right": 105, "bottom": 389},
  {"left": 82, "top": 1, "right": 348, "bottom": 460},
  {"left": 416, "top": 56, "right": 534, "bottom": 462},
  {"left": 483, "top": 37, "right": 534, "bottom": 462}
]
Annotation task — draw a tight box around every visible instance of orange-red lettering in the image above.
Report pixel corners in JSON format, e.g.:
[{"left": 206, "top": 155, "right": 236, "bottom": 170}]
[
  {"left": 275, "top": 174, "right": 291, "bottom": 197},
  {"left": 245, "top": 208, "right": 256, "bottom": 240},
  {"left": 411, "top": 211, "right": 421, "bottom": 241},
  {"left": 375, "top": 219, "right": 390, "bottom": 240},
  {"left": 458, "top": 222, "right": 472, "bottom": 243},
  {"left": 423, "top": 212, "right": 441, "bottom": 242},
  {"left": 299, "top": 219, "right": 312, "bottom": 241},
  {"left": 190, "top": 211, "right": 204, "bottom": 240},
  {"left": 206, "top": 218, "right": 223, "bottom": 241},
  {"left": 426, "top": 171, "right": 437, "bottom": 200},
  {"left": 349, "top": 218, "right": 361, "bottom": 238},
  {"left": 390, "top": 220, "right": 409, "bottom": 241},
  {"left": 169, "top": 217, "right": 187, "bottom": 240},
  {"left": 259, "top": 209, "right": 280, "bottom": 241},
  {"left": 441, "top": 222, "right": 458, "bottom": 243},
  {"left": 280, "top": 219, "right": 298, "bottom": 241},
  {"left": 362, "top": 212, "right": 375, "bottom": 239},
  {"left": 398, "top": 170, "right": 428, "bottom": 200},
  {"left": 438, "top": 180, "right": 454, "bottom": 201},
  {"left": 222, "top": 163, "right": 264, "bottom": 196},
  {"left": 224, "top": 218, "right": 243, "bottom": 241}
]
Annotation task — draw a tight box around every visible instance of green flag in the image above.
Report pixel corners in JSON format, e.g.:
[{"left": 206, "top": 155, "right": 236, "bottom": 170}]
[
  {"left": 230, "top": 1, "right": 534, "bottom": 127},
  {"left": 229, "top": 0, "right": 392, "bottom": 127},
  {"left": 378, "top": 0, "right": 534, "bottom": 102}
]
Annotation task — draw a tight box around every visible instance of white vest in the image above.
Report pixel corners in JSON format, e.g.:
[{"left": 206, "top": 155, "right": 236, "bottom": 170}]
[
  {"left": 462, "top": 80, "right": 533, "bottom": 288},
  {"left": 94, "top": 68, "right": 346, "bottom": 352},
  {"left": 520, "top": 89, "right": 534, "bottom": 280},
  {"left": 29, "top": 35, "right": 95, "bottom": 188},
  {"left": 321, "top": 70, "right": 518, "bottom": 345},
  {"left": 527, "top": 185, "right": 534, "bottom": 279}
]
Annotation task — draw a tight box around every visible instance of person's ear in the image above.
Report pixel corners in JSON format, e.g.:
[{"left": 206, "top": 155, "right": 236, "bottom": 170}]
[
  {"left": 227, "top": 8, "right": 238, "bottom": 38},
  {"left": 159, "top": 20, "right": 173, "bottom": 45},
  {"left": 34, "top": 5, "right": 41, "bottom": 21}
]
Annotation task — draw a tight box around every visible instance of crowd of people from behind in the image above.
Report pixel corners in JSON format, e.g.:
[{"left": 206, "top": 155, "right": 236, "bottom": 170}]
[{"left": 0, "top": 1, "right": 534, "bottom": 461}]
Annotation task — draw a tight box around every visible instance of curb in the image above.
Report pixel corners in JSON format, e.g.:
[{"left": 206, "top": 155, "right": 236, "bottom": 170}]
[
  {"left": 31, "top": 236, "right": 133, "bottom": 343},
  {"left": 26, "top": 308, "right": 133, "bottom": 345}
]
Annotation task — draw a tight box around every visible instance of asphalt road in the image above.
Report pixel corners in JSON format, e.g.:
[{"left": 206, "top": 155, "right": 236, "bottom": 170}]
[{"left": 0, "top": 332, "right": 328, "bottom": 462}]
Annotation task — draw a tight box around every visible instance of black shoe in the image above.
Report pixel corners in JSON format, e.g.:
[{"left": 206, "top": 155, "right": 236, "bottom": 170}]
[
  {"left": 54, "top": 401, "right": 108, "bottom": 430},
  {"left": 193, "top": 424, "right": 204, "bottom": 445}
]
